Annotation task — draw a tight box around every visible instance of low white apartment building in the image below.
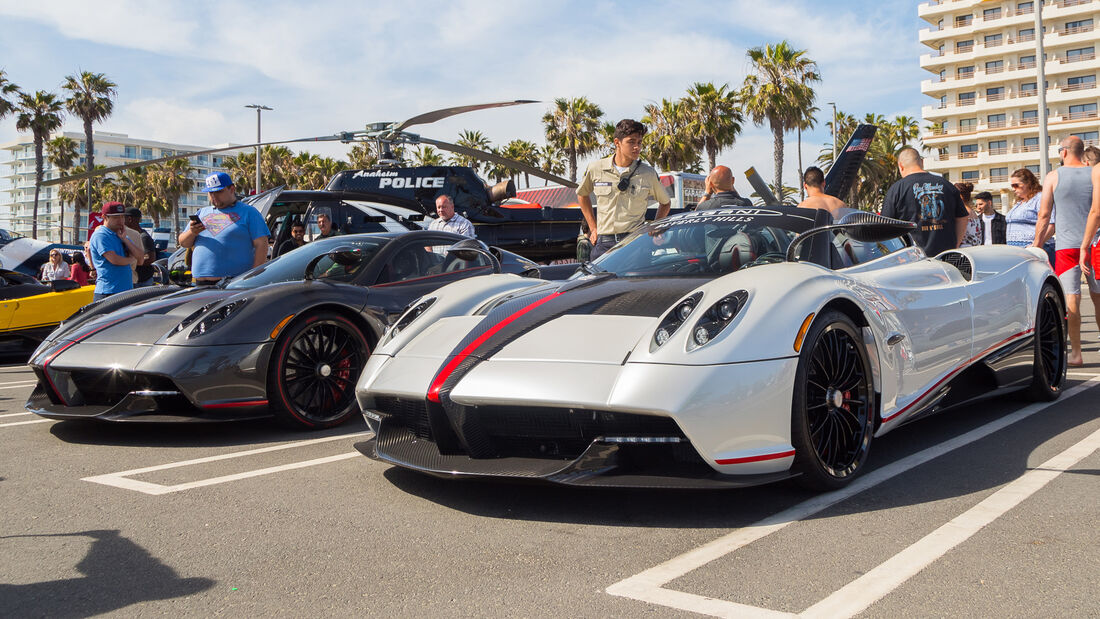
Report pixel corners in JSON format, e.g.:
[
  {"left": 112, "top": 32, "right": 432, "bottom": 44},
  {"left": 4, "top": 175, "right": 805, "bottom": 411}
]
[
  {"left": 919, "top": 0, "right": 1098, "bottom": 208},
  {"left": 0, "top": 131, "right": 248, "bottom": 242}
]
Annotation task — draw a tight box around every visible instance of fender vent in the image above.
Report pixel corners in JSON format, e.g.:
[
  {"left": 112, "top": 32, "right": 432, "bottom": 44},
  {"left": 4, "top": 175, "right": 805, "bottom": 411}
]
[{"left": 939, "top": 252, "right": 973, "bottom": 281}]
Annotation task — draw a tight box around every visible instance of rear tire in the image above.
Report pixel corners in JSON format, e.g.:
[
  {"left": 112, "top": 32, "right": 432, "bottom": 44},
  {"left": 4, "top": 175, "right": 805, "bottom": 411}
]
[
  {"left": 791, "top": 310, "right": 875, "bottom": 491},
  {"left": 1027, "top": 283, "right": 1066, "bottom": 401},
  {"left": 267, "top": 311, "right": 369, "bottom": 430}
]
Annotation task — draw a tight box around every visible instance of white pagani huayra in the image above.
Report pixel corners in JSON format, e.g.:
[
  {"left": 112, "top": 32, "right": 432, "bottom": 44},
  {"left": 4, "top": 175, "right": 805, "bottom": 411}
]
[{"left": 353, "top": 206, "right": 1066, "bottom": 490}]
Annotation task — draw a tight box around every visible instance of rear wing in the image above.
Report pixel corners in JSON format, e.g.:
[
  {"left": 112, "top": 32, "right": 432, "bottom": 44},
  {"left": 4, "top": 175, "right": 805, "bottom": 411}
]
[{"left": 824, "top": 124, "right": 877, "bottom": 199}]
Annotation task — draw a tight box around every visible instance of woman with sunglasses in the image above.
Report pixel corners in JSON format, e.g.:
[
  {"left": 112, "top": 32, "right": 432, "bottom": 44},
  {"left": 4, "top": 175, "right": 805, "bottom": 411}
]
[
  {"left": 1005, "top": 168, "right": 1055, "bottom": 266},
  {"left": 39, "top": 250, "right": 71, "bottom": 283}
]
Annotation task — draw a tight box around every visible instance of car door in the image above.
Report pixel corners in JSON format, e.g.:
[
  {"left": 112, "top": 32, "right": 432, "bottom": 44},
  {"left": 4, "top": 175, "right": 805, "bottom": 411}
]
[
  {"left": 366, "top": 235, "right": 494, "bottom": 324},
  {"left": 846, "top": 247, "right": 974, "bottom": 423}
]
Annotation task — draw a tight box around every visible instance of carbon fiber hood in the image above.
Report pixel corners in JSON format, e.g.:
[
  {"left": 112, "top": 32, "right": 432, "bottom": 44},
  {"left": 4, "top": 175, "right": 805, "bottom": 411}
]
[{"left": 61, "top": 288, "right": 238, "bottom": 346}]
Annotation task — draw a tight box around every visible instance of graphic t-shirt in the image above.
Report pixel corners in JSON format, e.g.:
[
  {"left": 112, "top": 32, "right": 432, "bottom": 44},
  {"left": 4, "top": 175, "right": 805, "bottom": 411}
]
[
  {"left": 882, "top": 172, "right": 968, "bottom": 256},
  {"left": 190, "top": 201, "right": 270, "bottom": 278}
]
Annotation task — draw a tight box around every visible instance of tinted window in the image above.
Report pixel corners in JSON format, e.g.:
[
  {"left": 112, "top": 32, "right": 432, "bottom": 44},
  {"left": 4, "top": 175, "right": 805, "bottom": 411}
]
[
  {"left": 832, "top": 230, "right": 908, "bottom": 269},
  {"left": 376, "top": 241, "right": 491, "bottom": 284},
  {"left": 225, "top": 236, "right": 388, "bottom": 290}
]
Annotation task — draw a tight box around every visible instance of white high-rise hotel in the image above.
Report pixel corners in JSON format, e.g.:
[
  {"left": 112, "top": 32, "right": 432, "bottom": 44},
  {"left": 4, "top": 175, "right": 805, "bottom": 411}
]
[
  {"left": 0, "top": 131, "right": 248, "bottom": 243},
  {"left": 920, "top": 0, "right": 1098, "bottom": 208}
]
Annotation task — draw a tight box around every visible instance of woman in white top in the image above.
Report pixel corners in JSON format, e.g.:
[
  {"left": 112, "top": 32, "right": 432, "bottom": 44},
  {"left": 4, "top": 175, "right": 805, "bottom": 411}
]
[{"left": 40, "top": 250, "right": 71, "bottom": 282}]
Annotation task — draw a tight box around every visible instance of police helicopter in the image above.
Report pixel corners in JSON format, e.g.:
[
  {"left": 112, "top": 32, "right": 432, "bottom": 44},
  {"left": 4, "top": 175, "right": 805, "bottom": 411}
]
[{"left": 40, "top": 102, "right": 876, "bottom": 265}]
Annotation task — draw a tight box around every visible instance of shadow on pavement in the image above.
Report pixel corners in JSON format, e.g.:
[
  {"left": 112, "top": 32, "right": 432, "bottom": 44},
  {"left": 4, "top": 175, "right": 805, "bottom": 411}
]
[
  {"left": 47, "top": 414, "right": 369, "bottom": 449},
  {"left": 380, "top": 382, "right": 1100, "bottom": 528},
  {"left": 0, "top": 529, "right": 213, "bottom": 616}
]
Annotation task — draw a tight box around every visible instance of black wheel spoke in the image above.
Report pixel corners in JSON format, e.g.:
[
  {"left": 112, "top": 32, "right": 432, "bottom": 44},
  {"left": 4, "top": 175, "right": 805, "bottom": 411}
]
[{"left": 276, "top": 317, "right": 368, "bottom": 424}]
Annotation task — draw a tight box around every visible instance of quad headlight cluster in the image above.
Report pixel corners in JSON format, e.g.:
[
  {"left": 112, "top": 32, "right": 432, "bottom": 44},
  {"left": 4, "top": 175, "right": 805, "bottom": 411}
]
[
  {"left": 388, "top": 296, "right": 436, "bottom": 341},
  {"left": 171, "top": 299, "right": 249, "bottom": 339},
  {"left": 652, "top": 290, "right": 748, "bottom": 351}
]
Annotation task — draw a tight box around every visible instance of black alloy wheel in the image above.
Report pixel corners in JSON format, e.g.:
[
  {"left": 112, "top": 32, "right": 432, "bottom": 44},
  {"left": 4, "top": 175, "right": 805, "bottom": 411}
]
[
  {"left": 1027, "top": 282, "right": 1066, "bottom": 401},
  {"left": 268, "top": 311, "right": 369, "bottom": 429},
  {"left": 791, "top": 310, "right": 875, "bottom": 491}
]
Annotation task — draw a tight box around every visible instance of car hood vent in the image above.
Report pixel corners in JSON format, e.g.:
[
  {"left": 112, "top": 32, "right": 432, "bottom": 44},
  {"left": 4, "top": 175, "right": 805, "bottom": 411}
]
[{"left": 939, "top": 252, "right": 973, "bottom": 281}]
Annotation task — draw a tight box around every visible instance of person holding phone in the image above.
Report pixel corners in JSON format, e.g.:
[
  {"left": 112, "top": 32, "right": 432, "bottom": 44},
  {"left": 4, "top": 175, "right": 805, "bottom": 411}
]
[
  {"left": 89, "top": 202, "right": 145, "bottom": 300},
  {"left": 178, "top": 172, "right": 268, "bottom": 285}
]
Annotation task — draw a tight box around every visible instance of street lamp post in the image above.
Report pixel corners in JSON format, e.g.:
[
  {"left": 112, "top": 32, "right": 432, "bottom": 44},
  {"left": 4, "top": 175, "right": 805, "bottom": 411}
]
[
  {"left": 1033, "top": 6, "right": 1050, "bottom": 177},
  {"left": 829, "top": 102, "right": 838, "bottom": 162},
  {"left": 244, "top": 104, "right": 272, "bottom": 194}
]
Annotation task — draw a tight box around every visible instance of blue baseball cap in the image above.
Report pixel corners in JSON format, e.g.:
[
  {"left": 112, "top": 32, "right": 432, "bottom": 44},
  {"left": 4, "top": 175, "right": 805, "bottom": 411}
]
[{"left": 202, "top": 171, "right": 234, "bottom": 192}]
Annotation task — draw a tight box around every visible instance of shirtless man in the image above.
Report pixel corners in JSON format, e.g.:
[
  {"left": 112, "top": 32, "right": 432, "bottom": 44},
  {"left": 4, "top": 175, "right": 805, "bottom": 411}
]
[{"left": 797, "top": 166, "right": 846, "bottom": 217}]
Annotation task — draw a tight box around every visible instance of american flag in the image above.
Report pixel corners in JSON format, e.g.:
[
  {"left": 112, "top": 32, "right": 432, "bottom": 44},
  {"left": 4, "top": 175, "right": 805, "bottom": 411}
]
[{"left": 846, "top": 138, "right": 872, "bottom": 153}]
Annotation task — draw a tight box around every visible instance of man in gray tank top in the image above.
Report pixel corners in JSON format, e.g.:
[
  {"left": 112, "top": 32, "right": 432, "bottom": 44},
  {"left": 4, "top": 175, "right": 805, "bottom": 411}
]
[{"left": 1033, "top": 136, "right": 1095, "bottom": 366}]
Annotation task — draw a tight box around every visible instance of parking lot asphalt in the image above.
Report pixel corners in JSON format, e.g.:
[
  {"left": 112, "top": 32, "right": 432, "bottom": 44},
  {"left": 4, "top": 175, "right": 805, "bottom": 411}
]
[{"left": 1, "top": 302, "right": 1097, "bottom": 618}]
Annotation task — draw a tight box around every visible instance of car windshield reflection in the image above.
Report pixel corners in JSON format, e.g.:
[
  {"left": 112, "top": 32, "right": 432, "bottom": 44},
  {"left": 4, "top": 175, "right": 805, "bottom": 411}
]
[
  {"left": 590, "top": 212, "right": 811, "bottom": 277},
  {"left": 224, "top": 236, "right": 389, "bottom": 290}
]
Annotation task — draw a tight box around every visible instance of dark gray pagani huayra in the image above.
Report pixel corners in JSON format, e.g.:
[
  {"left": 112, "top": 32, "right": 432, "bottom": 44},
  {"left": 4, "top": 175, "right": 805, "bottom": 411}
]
[{"left": 27, "top": 231, "right": 541, "bottom": 429}]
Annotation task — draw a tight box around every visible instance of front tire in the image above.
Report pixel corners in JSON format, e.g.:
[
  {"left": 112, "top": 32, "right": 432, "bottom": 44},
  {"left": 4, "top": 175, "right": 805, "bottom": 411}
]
[
  {"left": 268, "top": 311, "right": 369, "bottom": 430},
  {"left": 1027, "top": 283, "right": 1066, "bottom": 401},
  {"left": 791, "top": 310, "right": 875, "bottom": 491}
]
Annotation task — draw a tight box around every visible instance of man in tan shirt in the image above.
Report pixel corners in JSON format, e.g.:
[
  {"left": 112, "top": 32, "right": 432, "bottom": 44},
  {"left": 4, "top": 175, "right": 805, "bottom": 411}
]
[{"left": 577, "top": 119, "right": 671, "bottom": 260}]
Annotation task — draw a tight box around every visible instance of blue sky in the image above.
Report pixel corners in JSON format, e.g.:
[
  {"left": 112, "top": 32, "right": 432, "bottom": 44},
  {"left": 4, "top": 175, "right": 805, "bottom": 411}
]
[{"left": 0, "top": 0, "right": 928, "bottom": 185}]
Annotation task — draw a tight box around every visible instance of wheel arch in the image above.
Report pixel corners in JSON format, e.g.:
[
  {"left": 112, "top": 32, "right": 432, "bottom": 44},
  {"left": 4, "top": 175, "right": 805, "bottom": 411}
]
[
  {"left": 290, "top": 302, "right": 380, "bottom": 349},
  {"left": 817, "top": 296, "right": 883, "bottom": 430}
]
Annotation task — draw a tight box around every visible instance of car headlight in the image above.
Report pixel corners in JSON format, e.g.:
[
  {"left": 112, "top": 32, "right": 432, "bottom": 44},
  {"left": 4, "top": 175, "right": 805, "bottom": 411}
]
[
  {"left": 687, "top": 291, "right": 748, "bottom": 350},
  {"left": 651, "top": 292, "right": 703, "bottom": 351},
  {"left": 171, "top": 302, "right": 217, "bottom": 336},
  {"left": 188, "top": 299, "right": 249, "bottom": 338},
  {"left": 387, "top": 296, "right": 436, "bottom": 341}
]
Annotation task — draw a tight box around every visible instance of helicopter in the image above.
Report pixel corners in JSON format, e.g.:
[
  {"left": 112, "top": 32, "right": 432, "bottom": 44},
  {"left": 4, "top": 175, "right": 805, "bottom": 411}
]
[{"left": 39, "top": 102, "right": 875, "bottom": 263}]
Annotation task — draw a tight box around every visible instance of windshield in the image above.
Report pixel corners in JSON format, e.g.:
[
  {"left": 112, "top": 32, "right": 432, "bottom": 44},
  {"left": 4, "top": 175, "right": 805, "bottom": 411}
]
[
  {"left": 592, "top": 208, "right": 817, "bottom": 277},
  {"left": 225, "top": 236, "right": 389, "bottom": 290}
]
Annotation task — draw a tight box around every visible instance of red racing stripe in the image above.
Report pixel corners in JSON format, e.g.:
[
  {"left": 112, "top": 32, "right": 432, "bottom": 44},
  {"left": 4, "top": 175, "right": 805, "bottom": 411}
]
[
  {"left": 715, "top": 449, "right": 796, "bottom": 465},
  {"left": 427, "top": 292, "right": 563, "bottom": 403}
]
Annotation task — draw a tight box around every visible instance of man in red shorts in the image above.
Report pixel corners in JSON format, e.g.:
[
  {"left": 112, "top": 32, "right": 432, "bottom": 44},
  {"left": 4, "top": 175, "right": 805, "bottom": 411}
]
[{"left": 1033, "top": 136, "right": 1095, "bottom": 366}]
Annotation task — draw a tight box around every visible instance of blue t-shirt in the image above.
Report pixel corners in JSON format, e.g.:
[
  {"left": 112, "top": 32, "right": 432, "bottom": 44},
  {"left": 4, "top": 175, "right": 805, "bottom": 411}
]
[
  {"left": 191, "top": 201, "right": 269, "bottom": 278},
  {"left": 88, "top": 225, "right": 134, "bottom": 295}
]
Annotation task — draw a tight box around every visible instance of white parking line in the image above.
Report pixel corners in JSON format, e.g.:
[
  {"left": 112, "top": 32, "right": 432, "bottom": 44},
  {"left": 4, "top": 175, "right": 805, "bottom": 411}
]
[
  {"left": 803, "top": 424, "right": 1100, "bottom": 618},
  {"left": 0, "top": 381, "right": 38, "bottom": 389},
  {"left": 0, "top": 412, "right": 33, "bottom": 418},
  {"left": 0, "top": 418, "right": 50, "bottom": 428},
  {"left": 606, "top": 374, "right": 1100, "bottom": 618},
  {"left": 83, "top": 431, "right": 370, "bottom": 495}
]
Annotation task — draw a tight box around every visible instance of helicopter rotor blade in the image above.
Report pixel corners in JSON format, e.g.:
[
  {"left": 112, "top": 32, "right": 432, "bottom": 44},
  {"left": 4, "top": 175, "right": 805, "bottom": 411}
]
[
  {"left": 392, "top": 100, "right": 538, "bottom": 133},
  {"left": 419, "top": 136, "right": 577, "bottom": 189},
  {"left": 37, "top": 134, "right": 353, "bottom": 189}
]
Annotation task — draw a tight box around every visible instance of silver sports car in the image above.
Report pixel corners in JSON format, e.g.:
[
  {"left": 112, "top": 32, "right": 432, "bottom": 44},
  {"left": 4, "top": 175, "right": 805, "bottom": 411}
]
[{"left": 353, "top": 207, "right": 1066, "bottom": 489}]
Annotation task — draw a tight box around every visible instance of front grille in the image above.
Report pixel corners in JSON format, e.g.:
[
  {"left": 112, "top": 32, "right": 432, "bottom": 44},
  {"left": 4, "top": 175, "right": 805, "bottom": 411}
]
[
  {"left": 375, "top": 396, "right": 433, "bottom": 440},
  {"left": 475, "top": 406, "right": 685, "bottom": 459},
  {"left": 68, "top": 371, "right": 178, "bottom": 406},
  {"left": 939, "top": 252, "right": 973, "bottom": 281}
]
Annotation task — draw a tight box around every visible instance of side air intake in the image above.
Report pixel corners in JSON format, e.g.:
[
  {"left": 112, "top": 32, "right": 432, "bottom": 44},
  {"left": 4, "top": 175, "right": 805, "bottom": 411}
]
[{"left": 939, "top": 251, "right": 973, "bottom": 281}]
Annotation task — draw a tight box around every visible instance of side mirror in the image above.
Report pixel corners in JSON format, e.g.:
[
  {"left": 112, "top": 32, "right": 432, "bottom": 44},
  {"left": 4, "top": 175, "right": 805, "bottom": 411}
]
[
  {"left": 305, "top": 246, "right": 363, "bottom": 281},
  {"left": 445, "top": 238, "right": 501, "bottom": 274}
]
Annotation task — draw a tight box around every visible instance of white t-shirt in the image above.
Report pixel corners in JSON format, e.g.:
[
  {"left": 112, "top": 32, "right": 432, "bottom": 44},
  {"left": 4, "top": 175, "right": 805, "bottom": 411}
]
[{"left": 982, "top": 213, "right": 995, "bottom": 245}]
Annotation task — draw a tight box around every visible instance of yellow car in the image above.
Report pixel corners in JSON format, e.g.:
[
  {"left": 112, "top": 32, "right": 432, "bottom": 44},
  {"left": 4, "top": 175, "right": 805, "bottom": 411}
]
[{"left": 0, "top": 269, "right": 93, "bottom": 353}]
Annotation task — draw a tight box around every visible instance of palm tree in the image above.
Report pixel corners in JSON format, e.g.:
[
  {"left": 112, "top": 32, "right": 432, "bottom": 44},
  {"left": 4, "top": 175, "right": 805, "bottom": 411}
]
[
  {"left": 60, "top": 164, "right": 109, "bottom": 237},
  {"left": 683, "top": 82, "right": 743, "bottom": 171},
  {"left": 62, "top": 71, "right": 117, "bottom": 241},
  {"left": 542, "top": 97, "right": 603, "bottom": 182},
  {"left": 501, "top": 139, "right": 540, "bottom": 188},
  {"left": 149, "top": 158, "right": 192, "bottom": 233},
  {"left": 890, "top": 115, "right": 921, "bottom": 146},
  {"left": 412, "top": 146, "right": 445, "bottom": 166},
  {"left": 740, "top": 41, "right": 819, "bottom": 204},
  {"left": 452, "top": 130, "right": 492, "bottom": 173},
  {"left": 537, "top": 144, "right": 566, "bottom": 185},
  {"left": 15, "top": 91, "right": 65, "bottom": 239},
  {"left": 0, "top": 70, "right": 18, "bottom": 121},
  {"left": 47, "top": 136, "right": 79, "bottom": 242},
  {"left": 596, "top": 122, "right": 616, "bottom": 157},
  {"left": 348, "top": 143, "right": 377, "bottom": 169},
  {"left": 222, "top": 152, "right": 256, "bottom": 194},
  {"left": 642, "top": 98, "right": 698, "bottom": 172}
]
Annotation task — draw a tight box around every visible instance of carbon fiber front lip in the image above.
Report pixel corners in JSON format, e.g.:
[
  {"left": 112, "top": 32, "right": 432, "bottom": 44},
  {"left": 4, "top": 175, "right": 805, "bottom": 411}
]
[
  {"left": 26, "top": 384, "right": 271, "bottom": 423},
  {"left": 355, "top": 415, "right": 794, "bottom": 489}
]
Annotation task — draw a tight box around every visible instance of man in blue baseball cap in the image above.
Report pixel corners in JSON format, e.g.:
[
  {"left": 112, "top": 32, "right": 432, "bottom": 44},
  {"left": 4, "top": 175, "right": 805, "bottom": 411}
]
[{"left": 178, "top": 172, "right": 269, "bottom": 284}]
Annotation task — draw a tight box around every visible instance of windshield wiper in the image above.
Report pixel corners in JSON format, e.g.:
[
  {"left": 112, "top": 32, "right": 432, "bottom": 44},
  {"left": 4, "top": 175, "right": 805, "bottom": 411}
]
[{"left": 579, "top": 261, "right": 606, "bottom": 275}]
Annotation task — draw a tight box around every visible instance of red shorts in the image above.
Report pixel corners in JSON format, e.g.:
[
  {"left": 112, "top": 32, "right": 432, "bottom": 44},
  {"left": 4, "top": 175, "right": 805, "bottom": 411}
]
[{"left": 1054, "top": 248, "right": 1080, "bottom": 276}]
